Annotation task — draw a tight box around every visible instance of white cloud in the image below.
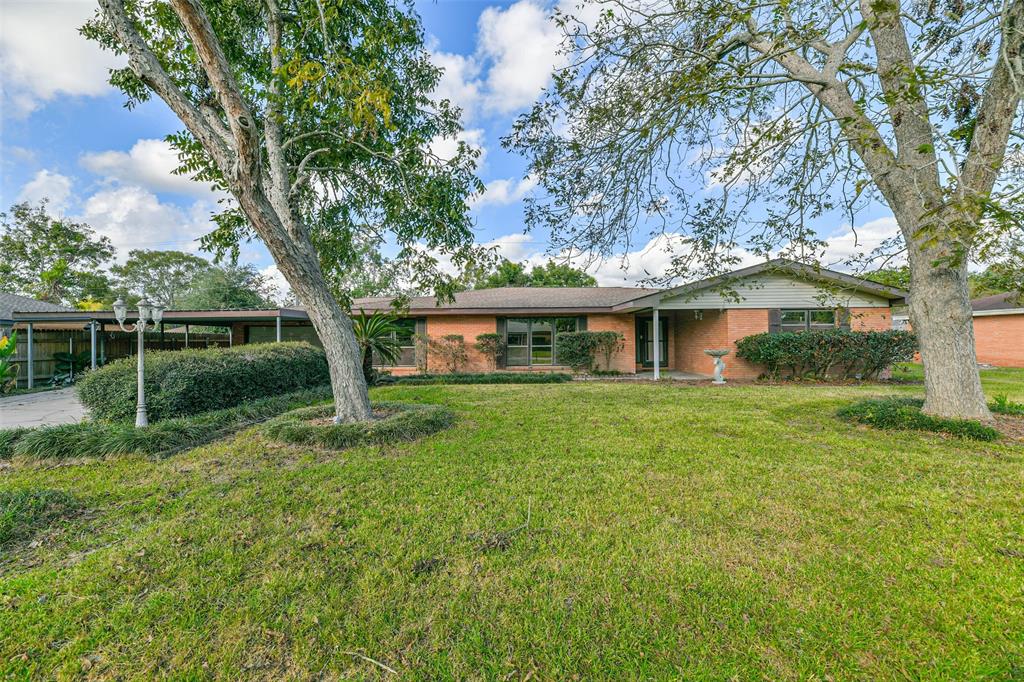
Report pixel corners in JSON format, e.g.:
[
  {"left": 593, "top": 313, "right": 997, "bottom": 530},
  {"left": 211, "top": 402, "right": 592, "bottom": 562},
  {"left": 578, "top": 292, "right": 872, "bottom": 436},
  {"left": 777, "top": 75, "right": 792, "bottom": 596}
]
[
  {"left": 477, "top": 0, "right": 565, "bottom": 114},
  {"left": 79, "top": 186, "right": 216, "bottom": 259},
  {"left": 430, "top": 50, "right": 484, "bottom": 119},
  {"left": 429, "top": 128, "right": 487, "bottom": 167},
  {"left": 473, "top": 175, "right": 538, "bottom": 208},
  {"left": 260, "top": 264, "right": 292, "bottom": 305},
  {"left": 0, "top": 0, "right": 123, "bottom": 115},
  {"left": 81, "top": 139, "right": 222, "bottom": 199},
  {"left": 17, "top": 170, "right": 73, "bottom": 213},
  {"left": 428, "top": 0, "right": 564, "bottom": 122},
  {"left": 822, "top": 216, "right": 903, "bottom": 267}
]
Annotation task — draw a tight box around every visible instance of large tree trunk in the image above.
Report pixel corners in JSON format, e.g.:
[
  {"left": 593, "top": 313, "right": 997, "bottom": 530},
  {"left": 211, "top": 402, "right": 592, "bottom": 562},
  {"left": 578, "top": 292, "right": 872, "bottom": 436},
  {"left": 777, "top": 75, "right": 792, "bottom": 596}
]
[
  {"left": 240, "top": 193, "right": 373, "bottom": 424},
  {"left": 904, "top": 223, "right": 991, "bottom": 421}
]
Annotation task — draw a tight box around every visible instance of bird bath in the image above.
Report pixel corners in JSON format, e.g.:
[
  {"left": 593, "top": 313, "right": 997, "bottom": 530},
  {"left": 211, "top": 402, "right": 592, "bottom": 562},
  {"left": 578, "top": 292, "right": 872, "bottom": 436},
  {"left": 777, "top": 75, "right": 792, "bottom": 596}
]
[{"left": 704, "top": 349, "right": 730, "bottom": 384}]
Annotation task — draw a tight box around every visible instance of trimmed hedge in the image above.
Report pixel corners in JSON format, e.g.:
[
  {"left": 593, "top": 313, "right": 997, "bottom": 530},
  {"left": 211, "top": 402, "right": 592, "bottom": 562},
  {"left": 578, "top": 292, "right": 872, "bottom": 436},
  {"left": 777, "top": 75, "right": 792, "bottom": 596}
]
[
  {"left": 387, "top": 372, "right": 573, "bottom": 385},
  {"left": 554, "top": 331, "right": 624, "bottom": 372},
  {"left": 260, "top": 401, "right": 455, "bottom": 450},
  {"left": 77, "top": 342, "right": 330, "bottom": 422},
  {"left": 735, "top": 329, "right": 917, "bottom": 380},
  {"left": 837, "top": 397, "right": 1000, "bottom": 441},
  {"left": 1, "top": 385, "right": 332, "bottom": 460}
]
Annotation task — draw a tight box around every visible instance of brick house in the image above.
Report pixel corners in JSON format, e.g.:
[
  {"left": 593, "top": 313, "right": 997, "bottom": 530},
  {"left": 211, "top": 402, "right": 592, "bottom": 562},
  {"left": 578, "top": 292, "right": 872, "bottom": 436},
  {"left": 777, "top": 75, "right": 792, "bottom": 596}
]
[
  {"left": 971, "top": 293, "right": 1024, "bottom": 367},
  {"left": 343, "top": 258, "right": 905, "bottom": 379},
  {"left": 11, "top": 259, "right": 906, "bottom": 382}
]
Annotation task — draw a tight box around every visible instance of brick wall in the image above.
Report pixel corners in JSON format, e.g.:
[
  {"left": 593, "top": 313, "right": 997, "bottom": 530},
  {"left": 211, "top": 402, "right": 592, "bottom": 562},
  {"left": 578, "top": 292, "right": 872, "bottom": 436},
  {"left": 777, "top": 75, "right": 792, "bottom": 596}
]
[
  {"left": 423, "top": 315, "right": 498, "bottom": 372},
  {"left": 587, "top": 313, "right": 637, "bottom": 373},
  {"left": 973, "top": 314, "right": 1024, "bottom": 367},
  {"left": 726, "top": 309, "right": 771, "bottom": 379},
  {"left": 848, "top": 307, "right": 892, "bottom": 331},
  {"left": 672, "top": 310, "right": 729, "bottom": 376}
]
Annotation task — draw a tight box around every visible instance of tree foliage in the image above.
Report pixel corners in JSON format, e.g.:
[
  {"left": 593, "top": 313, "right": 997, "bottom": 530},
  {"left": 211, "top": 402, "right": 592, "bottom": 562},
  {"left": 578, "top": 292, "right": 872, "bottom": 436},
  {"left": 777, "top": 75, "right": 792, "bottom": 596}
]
[
  {"left": 472, "top": 258, "right": 597, "bottom": 289},
  {"left": 112, "top": 249, "right": 212, "bottom": 308},
  {"left": 0, "top": 201, "right": 115, "bottom": 305},
  {"left": 178, "top": 264, "right": 278, "bottom": 310}
]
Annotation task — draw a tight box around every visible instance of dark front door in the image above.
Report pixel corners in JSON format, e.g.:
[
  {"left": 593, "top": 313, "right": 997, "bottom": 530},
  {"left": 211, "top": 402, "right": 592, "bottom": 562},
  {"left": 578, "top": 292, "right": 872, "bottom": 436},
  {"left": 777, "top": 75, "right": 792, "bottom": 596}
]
[{"left": 636, "top": 315, "right": 669, "bottom": 368}]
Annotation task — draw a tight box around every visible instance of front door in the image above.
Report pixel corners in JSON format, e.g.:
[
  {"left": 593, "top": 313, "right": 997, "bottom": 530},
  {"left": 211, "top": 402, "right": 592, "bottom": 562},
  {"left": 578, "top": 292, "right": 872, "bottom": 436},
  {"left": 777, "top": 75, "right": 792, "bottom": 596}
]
[{"left": 636, "top": 316, "right": 669, "bottom": 368}]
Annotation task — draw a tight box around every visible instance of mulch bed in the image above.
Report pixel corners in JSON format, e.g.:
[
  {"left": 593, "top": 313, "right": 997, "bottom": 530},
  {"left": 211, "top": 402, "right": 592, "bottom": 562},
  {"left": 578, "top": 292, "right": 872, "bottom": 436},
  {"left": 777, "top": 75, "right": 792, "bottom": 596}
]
[{"left": 994, "top": 415, "right": 1024, "bottom": 442}]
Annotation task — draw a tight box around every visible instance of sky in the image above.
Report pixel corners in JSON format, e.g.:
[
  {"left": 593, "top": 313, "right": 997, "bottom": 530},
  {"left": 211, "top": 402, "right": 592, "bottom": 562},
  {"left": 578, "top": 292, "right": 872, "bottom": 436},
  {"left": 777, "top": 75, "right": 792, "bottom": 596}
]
[{"left": 0, "top": 0, "right": 901, "bottom": 295}]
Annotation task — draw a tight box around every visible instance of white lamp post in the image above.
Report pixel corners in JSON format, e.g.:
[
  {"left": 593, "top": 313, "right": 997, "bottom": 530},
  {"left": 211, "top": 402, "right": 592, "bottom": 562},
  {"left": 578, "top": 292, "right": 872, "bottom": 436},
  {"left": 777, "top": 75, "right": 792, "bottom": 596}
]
[{"left": 113, "top": 297, "right": 165, "bottom": 427}]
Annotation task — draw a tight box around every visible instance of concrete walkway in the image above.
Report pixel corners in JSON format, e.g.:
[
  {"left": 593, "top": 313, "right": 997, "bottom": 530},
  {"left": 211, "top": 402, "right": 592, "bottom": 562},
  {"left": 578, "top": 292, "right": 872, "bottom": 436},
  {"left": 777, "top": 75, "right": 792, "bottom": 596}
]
[{"left": 0, "top": 388, "right": 87, "bottom": 428}]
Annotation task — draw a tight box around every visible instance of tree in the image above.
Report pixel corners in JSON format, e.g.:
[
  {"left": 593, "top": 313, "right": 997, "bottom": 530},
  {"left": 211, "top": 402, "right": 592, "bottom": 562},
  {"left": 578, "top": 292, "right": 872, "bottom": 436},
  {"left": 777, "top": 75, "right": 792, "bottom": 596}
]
[
  {"left": 472, "top": 258, "right": 597, "bottom": 289},
  {"left": 508, "top": 0, "right": 1023, "bottom": 420},
  {"left": 0, "top": 201, "right": 115, "bottom": 305},
  {"left": 528, "top": 260, "right": 598, "bottom": 287},
  {"left": 866, "top": 267, "right": 912, "bottom": 292},
  {"left": 473, "top": 259, "right": 531, "bottom": 289},
  {"left": 178, "top": 264, "right": 277, "bottom": 310},
  {"left": 474, "top": 333, "right": 504, "bottom": 371},
  {"left": 351, "top": 310, "right": 403, "bottom": 383},
  {"left": 86, "top": 0, "right": 482, "bottom": 422},
  {"left": 112, "top": 249, "right": 212, "bottom": 308},
  {"left": 970, "top": 235, "right": 1024, "bottom": 298}
]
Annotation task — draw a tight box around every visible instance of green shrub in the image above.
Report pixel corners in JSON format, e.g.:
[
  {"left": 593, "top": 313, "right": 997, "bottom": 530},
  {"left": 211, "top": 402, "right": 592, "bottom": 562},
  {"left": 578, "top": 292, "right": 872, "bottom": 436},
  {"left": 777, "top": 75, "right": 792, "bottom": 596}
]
[
  {"left": 429, "top": 335, "right": 468, "bottom": 373},
  {"left": 77, "top": 342, "right": 329, "bottom": 422},
  {"left": 837, "top": 397, "right": 1000, "bottom": 441},
  {"left": 393, "top": 372, "right": 573, "bottom": 385},
  {"left": 261, "top": 401, "right": 455, "bottom": 450},
  {"left": 555, "top": 331, "right": 600, "bottom": 371},
  {"left": 736, "top": 330, "right": 917, "bottom": 380},
  {"left": 474, "top": 333, "right": 505, "bottom": 371},
  {"left": 991, "top": 394, "right": 1024, "bottom": 415},
  {"left": 0, "top": 489, "right": 78, "bottom": 548},
  {"left": 6, "top": 385, "right": 332, "bottom": 460}
]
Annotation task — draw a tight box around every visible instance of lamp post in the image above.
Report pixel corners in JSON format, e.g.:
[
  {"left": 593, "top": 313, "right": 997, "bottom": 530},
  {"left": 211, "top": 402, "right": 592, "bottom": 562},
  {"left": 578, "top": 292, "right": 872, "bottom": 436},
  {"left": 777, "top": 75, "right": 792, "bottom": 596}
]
[{"left": 113, "top": 297, "right": 165, "bottom": 427}]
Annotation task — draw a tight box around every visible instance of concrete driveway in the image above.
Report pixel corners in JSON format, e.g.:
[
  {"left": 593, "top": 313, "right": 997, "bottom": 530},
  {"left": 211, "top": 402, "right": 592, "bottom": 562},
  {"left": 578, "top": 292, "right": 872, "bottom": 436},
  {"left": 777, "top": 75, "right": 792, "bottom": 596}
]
[{"left": 0, "top": 388, "right": 87, "bottom": 428}]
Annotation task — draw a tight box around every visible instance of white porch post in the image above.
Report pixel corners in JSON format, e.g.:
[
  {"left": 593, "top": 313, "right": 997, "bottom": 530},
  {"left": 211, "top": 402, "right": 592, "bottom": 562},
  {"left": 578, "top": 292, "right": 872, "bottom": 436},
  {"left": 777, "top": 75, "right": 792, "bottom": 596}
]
[
  {"left": 90, "top": 321, "right": 98, "bottom": 369},
  {"left": 26, "top": 323, "right": 34, "bottom": 388},
  {"left": 653, "top": 306, "right": 660, "bottom": 380},
  {"left": 276, "top": 316, "right": 282, "bottom": 342},
  {"left": 184, "top": 324, "right": 190, "bottom": 348}
]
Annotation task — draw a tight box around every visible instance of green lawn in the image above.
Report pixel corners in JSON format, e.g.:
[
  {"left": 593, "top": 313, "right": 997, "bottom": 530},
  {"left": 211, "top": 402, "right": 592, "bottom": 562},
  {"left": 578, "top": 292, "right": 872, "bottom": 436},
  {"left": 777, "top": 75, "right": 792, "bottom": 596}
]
[{"left": 1, "top": 374, "right": 1022, "bottom": 679}]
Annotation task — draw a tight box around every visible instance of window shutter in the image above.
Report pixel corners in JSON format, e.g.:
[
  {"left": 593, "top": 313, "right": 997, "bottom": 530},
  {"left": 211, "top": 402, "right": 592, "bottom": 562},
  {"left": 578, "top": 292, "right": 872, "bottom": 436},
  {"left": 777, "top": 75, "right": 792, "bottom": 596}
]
[
  {"left": 577, "top": 315, "right": 587, "bottom": 331},
  {"left": 768, "top": 309, "right": 782, "bottom": 334},
  {"left": 415, "top": 317, "right": 427, "bottom": 335},
  {"left": 838, "top": 309, "right": 851, "bottom": 330},
  {"left": 495, "top": 317, "right": 507, "bottom": 369}
]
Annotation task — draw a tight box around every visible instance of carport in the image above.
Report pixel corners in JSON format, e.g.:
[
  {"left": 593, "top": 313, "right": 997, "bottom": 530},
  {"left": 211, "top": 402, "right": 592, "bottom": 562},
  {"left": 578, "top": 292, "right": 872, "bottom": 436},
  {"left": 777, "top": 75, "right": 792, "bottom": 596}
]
[{"left": 11, "top": 307, "right": 311, "bottom": 388}]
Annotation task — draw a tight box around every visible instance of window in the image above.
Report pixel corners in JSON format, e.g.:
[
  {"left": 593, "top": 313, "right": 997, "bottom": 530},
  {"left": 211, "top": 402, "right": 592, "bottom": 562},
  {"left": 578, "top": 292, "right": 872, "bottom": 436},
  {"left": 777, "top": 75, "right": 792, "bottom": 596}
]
[
  {"left": 779, "top": 309, "right": 837, "bottom": 332},
  {"left": 505, "top": 317, "right": 578, "bottom": 366},
  {"left": 373, "top": 318, "right": 418, "bottom": 366}
]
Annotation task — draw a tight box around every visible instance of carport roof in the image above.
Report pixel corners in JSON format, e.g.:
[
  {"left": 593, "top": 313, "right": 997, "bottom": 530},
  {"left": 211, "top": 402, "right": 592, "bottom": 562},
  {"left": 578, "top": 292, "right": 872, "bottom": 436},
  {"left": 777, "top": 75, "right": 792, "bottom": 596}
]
[{"left": 11, "top": 307, "right": 311, "bottom": 325}]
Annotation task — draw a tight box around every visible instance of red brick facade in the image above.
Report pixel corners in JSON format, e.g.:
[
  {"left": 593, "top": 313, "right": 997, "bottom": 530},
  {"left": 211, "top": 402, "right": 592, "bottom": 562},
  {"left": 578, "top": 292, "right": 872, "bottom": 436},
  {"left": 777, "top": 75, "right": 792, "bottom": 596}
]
[
  {"left": 972, "top": 314, "right": 1024, "bottom": 367},
  {"left": 587, "top": 313, "right": 637, "bottom": 373},
  {"left": 239, "top": 305, "right": 898, "bottom": 378}
]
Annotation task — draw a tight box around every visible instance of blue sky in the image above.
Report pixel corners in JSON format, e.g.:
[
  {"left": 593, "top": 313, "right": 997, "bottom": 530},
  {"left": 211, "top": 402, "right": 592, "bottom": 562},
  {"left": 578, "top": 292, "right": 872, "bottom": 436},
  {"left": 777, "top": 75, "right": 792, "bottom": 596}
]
[{"left": 0, "top": 0, "right": 899, "bottom": 293}]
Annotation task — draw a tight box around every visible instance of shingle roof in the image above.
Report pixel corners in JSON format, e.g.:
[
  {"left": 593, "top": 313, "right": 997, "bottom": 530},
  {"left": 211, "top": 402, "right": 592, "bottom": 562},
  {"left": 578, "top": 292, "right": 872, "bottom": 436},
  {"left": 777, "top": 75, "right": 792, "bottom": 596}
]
[
  {"left": 0, "top": 292, "right": 73, "bottom": 321},
  {"left": 972, "top": 292, "right": 1023, "bottom": 313},
  {"left": 353, "top": 286, "right": 659, "bottom": 312}
]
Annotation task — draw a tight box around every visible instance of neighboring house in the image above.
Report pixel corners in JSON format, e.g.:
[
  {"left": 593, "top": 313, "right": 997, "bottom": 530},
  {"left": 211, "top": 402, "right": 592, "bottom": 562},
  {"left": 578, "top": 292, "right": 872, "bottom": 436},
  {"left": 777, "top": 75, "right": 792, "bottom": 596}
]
[
  {"left": 12, "top": 259, "right": 907, "bottom": 381},
  {"left": 971, "top": 292, "right": 1024, "bottom": 367},
  {"left": 0, "top": 292, "right": 74, "bottom": 335}
]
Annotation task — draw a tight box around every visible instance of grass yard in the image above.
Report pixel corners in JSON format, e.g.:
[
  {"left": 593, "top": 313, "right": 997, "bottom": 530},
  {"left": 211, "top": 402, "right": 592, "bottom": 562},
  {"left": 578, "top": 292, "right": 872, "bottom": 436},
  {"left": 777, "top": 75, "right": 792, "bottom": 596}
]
[{"left": 1, "top": 373, "right": 1022, "bottom": 679}]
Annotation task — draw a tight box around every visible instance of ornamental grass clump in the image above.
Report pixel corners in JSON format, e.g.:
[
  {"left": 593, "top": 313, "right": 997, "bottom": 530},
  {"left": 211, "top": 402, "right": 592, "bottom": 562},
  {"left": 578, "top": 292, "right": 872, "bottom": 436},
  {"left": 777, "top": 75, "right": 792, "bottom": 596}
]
[
  {"left": 261, "top": 401, "right": 455, "bottom": 450},
  {"left": 837, "top": 397, "right": 999, "bottom": 441}
]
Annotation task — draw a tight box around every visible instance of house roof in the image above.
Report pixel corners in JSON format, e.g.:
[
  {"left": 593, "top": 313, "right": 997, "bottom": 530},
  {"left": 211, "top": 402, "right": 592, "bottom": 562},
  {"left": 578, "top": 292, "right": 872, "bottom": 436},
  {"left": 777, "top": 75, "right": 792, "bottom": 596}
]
[
  {"left": 972, "top": 292, "right": 1024, "bottom": 316},
  {"left": 0, "top": 292, "right": 73, "bottom": 323},
  {"left": 612, "top": 258, "right": 907, "bottom": 310},
  {"left": 353, "top": 287, "right": 659, "bottom": 315}
]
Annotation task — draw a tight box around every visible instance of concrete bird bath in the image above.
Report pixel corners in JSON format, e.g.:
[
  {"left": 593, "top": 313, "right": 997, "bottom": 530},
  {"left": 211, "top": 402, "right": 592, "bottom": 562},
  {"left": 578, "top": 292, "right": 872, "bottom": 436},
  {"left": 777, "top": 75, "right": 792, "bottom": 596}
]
[{"left": 704, "top": 349, "right": 730, "bottom": 384}]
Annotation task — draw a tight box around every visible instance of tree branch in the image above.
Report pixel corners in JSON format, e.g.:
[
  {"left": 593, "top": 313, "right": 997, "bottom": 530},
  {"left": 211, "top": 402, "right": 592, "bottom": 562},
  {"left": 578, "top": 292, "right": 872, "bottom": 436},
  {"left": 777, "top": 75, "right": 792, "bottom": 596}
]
[
  {"left": 961, "top": 0, "right": 1024, "bottom": 196},
  {"left": 96, "top": 0, "right": 234, "bottom": 173}
]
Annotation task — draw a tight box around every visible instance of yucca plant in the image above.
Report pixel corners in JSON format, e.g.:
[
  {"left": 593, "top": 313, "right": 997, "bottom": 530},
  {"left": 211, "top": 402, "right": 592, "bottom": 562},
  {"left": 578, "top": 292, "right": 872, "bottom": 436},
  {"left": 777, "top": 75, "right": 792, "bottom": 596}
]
[
  {"left": 0, "top": 332, "right": 19, "bottom": 394},
  {"left": 351, "top": 310, "right": 402, "bottom": 385}
]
